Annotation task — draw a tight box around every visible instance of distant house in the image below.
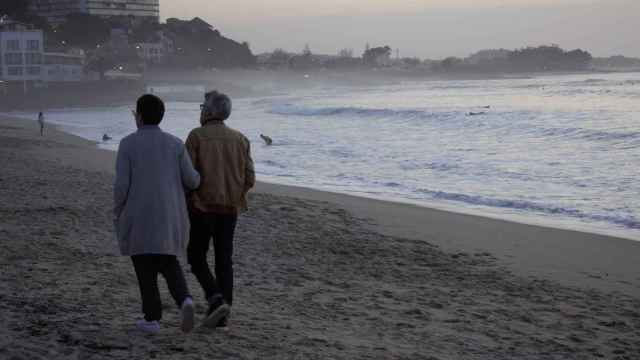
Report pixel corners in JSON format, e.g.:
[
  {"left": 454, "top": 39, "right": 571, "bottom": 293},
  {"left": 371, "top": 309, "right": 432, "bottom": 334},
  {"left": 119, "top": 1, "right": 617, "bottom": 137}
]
[
  {"left": 134, "top": 31, "right": 174, "bottom": 65},
  {"left": 110, "top": 28, "right": 130, "bottom": 50},
  {"left": 104, "top": 69, "right": 142, "bottom": 81},
  {"left": 134, "top": 42, "right": 165, "bottom": 64}
]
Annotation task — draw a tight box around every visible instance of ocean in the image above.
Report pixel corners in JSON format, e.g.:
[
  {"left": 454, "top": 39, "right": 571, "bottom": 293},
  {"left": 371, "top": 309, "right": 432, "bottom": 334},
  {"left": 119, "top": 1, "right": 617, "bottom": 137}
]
[{"left": 10, "top": 72, "right": 640, "bottom": 240}]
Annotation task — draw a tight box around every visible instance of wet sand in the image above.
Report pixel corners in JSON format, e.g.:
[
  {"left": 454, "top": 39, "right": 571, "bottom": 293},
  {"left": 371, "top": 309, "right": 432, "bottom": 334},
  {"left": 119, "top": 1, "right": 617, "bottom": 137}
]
[{"left": 1, "top": 115, "right": 639, "bottom": 359}]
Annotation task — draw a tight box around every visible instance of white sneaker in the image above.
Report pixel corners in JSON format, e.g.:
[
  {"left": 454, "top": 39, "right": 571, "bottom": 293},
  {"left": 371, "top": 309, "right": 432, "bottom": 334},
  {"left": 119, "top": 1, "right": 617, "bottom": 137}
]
[
  {"left": 136, "top": 319, "right": 160, "bottom": 334},
  {"left": 181, "top": 297, "right": 195, "bottom": 333}
]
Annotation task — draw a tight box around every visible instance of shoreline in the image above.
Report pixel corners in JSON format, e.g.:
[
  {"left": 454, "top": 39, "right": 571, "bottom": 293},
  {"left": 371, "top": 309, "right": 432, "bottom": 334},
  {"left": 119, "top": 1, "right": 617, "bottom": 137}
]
[
  {"left": 4, "top": 114, "right": 640, "bottom": 297},
  {"left": 6, "top": 111, "right": 639, "bottom": 244},
  {"left": 256, "top": 177, "right": 640, "bottom": 243},
  {"left": 2, "top": 114, "right": 639, "bottom": 358}
]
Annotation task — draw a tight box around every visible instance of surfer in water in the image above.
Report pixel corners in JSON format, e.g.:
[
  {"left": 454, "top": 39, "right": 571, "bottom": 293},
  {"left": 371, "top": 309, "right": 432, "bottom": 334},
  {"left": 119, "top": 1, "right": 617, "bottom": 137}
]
[{"left": 260, "top": 134, "right": 273, "bottom": 146}]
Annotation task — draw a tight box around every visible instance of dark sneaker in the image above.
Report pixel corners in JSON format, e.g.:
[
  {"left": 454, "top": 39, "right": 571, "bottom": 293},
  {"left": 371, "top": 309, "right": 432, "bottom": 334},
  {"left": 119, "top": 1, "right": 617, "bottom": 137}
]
[{"left": 202, "top": 295, "right": 230, "bottom": 328}]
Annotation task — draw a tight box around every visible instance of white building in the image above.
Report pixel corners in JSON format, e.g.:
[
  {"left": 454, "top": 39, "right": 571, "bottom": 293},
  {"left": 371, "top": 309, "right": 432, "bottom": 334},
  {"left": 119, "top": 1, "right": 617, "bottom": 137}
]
[
  {"left": 42, "top": 52, "right": 85, "bottom": 82},
  {"left": 1, "top": 18, "right": 86, "bottom": 84},
  {"left": 134, "top": 43, "right": 165, "bottom": 64},
  {"left": 133, "top": 31, "right": 174, "bottom": 65},
  {"left": 30, "top": 0, "right": 160, "bottom": 26},
  {"left": 0, "top": 20, "right": 44, "bottom": 82}
]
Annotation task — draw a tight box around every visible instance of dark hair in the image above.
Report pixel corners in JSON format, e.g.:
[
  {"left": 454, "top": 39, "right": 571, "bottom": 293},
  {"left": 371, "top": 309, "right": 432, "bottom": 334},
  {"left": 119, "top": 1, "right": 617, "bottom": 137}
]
[{"left": 136, "top": 94, "right": 165, "bottom": 125}]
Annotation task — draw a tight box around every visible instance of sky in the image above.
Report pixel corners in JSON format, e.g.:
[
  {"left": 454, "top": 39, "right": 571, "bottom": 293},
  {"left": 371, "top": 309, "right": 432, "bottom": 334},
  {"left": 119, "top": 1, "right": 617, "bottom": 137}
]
[{"left": 160, "top": 0, "right": 638, "bottom": 59}]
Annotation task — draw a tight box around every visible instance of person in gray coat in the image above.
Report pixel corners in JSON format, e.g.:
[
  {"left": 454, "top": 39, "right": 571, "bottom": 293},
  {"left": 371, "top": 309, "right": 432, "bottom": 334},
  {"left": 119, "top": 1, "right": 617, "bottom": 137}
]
[{"left": 114, "top": 94, "right": 201, "bottom": 334}]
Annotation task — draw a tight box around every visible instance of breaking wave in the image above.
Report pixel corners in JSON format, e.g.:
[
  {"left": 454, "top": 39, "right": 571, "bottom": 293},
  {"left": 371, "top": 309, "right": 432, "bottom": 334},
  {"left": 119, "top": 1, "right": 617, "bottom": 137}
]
[{"left": 417, "top": 189, "right": 640, "bottom": 230}]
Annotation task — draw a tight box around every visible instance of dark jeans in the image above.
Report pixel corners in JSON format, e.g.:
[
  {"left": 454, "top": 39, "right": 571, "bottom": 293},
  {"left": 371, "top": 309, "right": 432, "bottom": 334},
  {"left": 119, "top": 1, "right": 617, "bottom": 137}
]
[
  {"left": 131, "top": 254, "right": 191, "bottom": 322},
  {"left": 187, "top": 211, "right": 237, "bottom": 306}
]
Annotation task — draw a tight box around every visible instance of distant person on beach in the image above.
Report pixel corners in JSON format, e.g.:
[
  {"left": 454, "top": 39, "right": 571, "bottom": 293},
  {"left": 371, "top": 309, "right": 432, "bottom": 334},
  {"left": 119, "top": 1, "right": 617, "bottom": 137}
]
[
  {"left": 102, "top": 133, "right": 111, "bottom": 142},
  {"left": 114, "top": 94, "right": 201, "bottom": 334},
  {"left": 185, "top": 90, "right": 255, "bottom": 328},
  {"left": 37, "top": 112, "right": 44, "bottom": 136}
]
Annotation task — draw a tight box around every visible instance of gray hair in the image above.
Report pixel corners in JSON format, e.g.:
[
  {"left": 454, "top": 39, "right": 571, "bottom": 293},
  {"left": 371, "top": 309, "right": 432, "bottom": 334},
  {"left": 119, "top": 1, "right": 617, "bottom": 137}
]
[{"left": 202, "top": 90, "right": 232, "bottom": 121}]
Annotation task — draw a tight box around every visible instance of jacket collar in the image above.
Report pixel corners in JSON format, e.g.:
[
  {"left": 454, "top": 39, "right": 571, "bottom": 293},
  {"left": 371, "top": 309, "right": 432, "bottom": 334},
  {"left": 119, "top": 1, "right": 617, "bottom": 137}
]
[
  {"left": 138, "top": 125, "right": 161, "bottom": 131},
  {"left": 203, "top": 120, "right": 225, "bottom": 127}
]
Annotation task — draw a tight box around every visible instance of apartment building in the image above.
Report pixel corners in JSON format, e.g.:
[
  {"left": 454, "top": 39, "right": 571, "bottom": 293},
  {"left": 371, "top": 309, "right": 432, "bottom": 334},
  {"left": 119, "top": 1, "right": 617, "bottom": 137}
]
[
  {"left": 1, "top": 19, "right": 85, "bottom": 83},
  {"left": 0, "top": 20, "right": 44, "bottom": 82},
  {"left": 29, "top": 0, "right": 160, "bottom": 26}
]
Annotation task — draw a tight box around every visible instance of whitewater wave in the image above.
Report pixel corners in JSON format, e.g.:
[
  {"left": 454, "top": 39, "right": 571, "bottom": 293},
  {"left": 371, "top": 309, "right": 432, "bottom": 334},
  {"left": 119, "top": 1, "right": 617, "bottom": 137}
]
[
  {"left": 261, "top": 160, "right": 287, "bottom": 169},
  {"left": 268, "top": 104, "right": 456, "bottom": 121},
  {"left": 417, "top": 189, "right": 640, "bottom": 230},
  {"left": 563, "top": 78, "right": 640, "bottom": 87},
  {"left": 534, "top": 126, "right": 640, "bottom": 143},
  {"left": 399, "top": 160, "right": 459, "bottom": 172},
  {"left": 561, "top": 79, "right": 610, "bottom": 88}
]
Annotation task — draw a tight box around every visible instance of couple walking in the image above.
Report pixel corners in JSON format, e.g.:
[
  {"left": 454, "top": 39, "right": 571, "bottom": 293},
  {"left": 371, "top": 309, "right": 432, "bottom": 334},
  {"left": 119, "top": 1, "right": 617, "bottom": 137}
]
[{"left": 113, "top": 91, "right": 255, "bottom": 333}]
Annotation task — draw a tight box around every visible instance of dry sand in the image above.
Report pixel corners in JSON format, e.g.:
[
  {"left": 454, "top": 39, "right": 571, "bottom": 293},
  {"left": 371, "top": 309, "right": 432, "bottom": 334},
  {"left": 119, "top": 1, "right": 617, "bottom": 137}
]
[{"left": 1, "top": 115, "right": 639, "bottom": 359}]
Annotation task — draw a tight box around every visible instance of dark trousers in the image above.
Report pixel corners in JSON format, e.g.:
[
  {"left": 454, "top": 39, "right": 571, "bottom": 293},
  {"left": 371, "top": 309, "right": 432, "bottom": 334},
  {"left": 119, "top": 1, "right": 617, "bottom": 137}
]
[
  {"left": 131, "top": 255, "right": 191, "bottom": 322},
  {"left": 187, "top": 212, "right": 237, "bottom": 306}
]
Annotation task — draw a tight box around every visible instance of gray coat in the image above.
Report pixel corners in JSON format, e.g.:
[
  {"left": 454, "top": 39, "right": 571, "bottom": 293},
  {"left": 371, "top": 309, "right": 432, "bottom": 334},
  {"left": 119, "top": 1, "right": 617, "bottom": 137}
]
[{"left": 114, "top": 125, "right": 200, "bottom": 256}]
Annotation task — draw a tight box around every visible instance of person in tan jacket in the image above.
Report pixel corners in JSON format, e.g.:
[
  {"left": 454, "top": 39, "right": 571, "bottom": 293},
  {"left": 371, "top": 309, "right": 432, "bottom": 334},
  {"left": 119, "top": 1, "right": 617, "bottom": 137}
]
[{"left": 185, "top": 90, "right": 255, "bottom": 328}]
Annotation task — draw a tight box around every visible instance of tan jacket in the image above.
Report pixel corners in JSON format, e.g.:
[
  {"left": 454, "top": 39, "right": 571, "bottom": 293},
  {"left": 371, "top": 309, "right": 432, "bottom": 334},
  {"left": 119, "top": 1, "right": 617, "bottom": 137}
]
[{"left": 186, "top": 121, "right": 255, "bottom": 214}]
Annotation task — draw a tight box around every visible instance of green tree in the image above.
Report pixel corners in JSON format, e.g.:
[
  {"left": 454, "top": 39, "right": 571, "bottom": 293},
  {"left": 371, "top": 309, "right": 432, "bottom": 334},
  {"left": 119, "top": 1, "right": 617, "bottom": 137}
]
[
  {"left": 303, "top": 44, "right": 312, "bottom": 57},
  {"left": 87, "top": 53, "right": 116, "bottom": 81},
  {"left": 0, "top": 0, "right": 30, "bottom": 19},
  {"left": 363, "top": 45, "right": 391, "bottom": 66},
  {"left": 338, "top": 48, "right": 353, "bottom": 58},
  {"left": 269, "top": 48, "right": 290, "bottom": 65},
  {"left": 509, "top": 45, "right": 593, "bottom": 71},
  {"left": 163, "top": 18, "right": 255, "bottom": 68},
  {"left": 440, "top": 57, "right": 462, "bottom": 71},
  {"left": 565, "top": 49, "right": 592, "bottom": 70},
  {"left": 402, "top": 57, "right": 421, "bottom": 67},
  {"left": 54, "top": 14, "right": 111, "bottom": 50}
]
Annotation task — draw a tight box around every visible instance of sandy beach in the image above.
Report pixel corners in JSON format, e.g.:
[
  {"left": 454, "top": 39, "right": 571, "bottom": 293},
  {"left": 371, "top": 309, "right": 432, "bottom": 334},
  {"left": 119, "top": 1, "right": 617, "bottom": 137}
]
[{"left": 1, "top": 114, "right": 639, "bottom": 359}]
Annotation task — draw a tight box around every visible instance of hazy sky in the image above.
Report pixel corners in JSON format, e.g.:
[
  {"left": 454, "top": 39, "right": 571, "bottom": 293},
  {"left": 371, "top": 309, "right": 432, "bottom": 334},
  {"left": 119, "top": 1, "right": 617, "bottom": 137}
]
[{"left": 161, "top": 0, "right": 638, "bottom": 59}]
